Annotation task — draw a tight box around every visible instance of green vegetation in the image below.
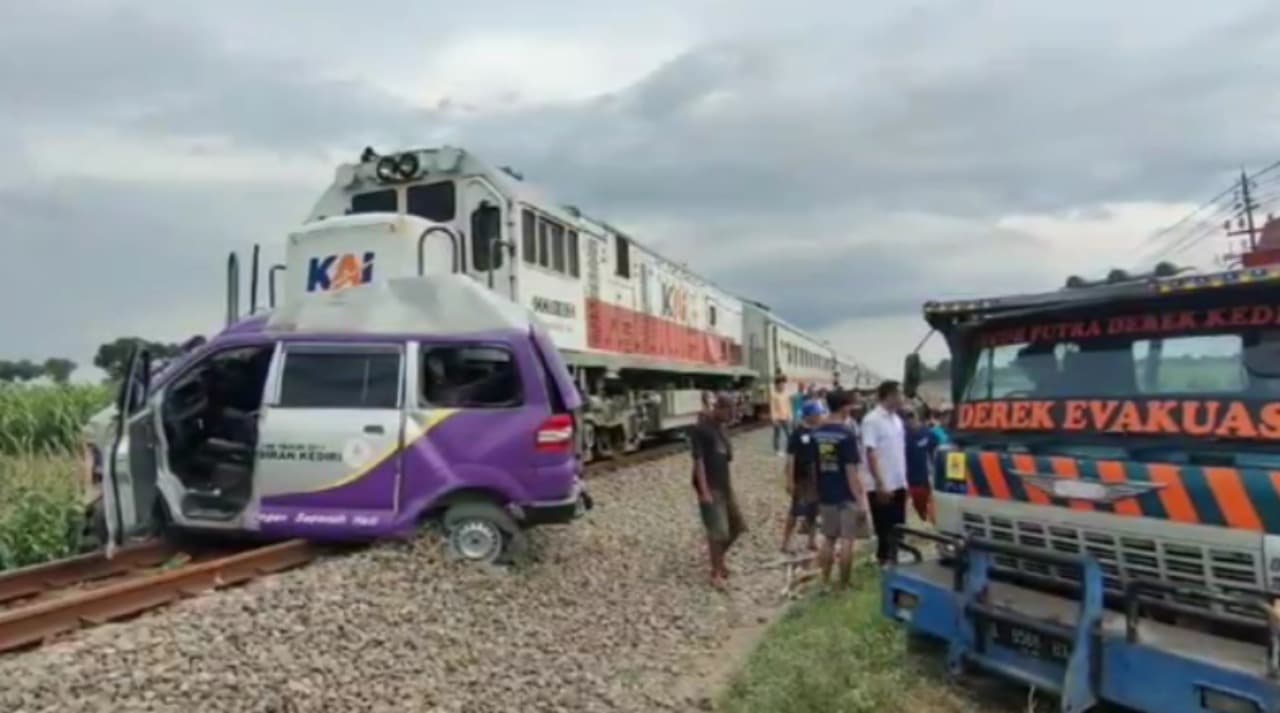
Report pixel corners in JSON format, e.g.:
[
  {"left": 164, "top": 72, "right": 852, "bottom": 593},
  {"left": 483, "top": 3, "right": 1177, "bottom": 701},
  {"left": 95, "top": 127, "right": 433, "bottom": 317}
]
[
  {"left": 0, "top": 454, "right": 87, "bottom": 570},
  {"left": 720, "top": 567, "right": 1008, "bottom": 713},
  {"left": 0, "top": 383, "right": 111, "bottom": 456},
  {"left": 0, "top": 384, "right": 112, "bottom": 571}
]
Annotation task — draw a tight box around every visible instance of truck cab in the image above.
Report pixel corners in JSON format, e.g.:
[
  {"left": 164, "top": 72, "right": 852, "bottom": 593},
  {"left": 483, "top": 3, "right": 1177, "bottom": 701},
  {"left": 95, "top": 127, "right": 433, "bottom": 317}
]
[{"left": 885, "top": 262, "right": 1280, "bottom": 713}]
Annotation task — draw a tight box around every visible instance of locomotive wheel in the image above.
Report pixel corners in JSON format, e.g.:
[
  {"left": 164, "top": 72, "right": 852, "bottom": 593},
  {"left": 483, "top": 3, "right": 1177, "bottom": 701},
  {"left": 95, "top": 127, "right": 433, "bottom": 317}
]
[{"left": 582, "top": 422, "right": 598, "bottom": 461}]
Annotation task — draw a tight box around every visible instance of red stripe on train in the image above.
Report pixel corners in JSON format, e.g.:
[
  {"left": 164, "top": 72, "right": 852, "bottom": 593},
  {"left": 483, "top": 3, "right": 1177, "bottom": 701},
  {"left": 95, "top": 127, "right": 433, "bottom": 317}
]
[{"left": 585, "top": 298, "right": 743, "bottom": 367}]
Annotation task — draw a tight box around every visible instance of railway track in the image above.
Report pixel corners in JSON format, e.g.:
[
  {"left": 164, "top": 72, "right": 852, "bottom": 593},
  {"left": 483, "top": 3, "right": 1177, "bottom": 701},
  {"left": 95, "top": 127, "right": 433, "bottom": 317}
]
[{"left": 0, "top": 421, "right": 765, "bottom": 655}]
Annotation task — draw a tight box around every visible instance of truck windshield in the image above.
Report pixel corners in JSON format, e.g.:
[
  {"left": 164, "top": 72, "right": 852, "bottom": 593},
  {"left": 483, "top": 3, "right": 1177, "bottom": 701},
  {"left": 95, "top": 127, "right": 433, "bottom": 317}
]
[{"left": 955, "top": 302, "right": 1280, "bottom": 441}]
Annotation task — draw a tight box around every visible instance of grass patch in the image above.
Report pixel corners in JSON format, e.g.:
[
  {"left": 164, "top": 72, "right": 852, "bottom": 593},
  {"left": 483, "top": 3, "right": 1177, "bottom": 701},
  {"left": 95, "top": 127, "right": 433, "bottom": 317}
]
[
  {"left": 720, "top": 565, "right": 1002, "bottom": 713},
  {"left": 0, "top": 383, "right": 109, "bottom": 569},
  {"left": 0, "top": 453, "right": 87, "bottom": 570}
]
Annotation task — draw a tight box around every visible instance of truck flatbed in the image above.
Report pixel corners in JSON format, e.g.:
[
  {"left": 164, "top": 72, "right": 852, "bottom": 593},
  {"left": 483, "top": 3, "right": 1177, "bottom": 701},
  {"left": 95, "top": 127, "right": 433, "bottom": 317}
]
[{"left": 884, "top": 533, "right": 1280, "bottom": 713}]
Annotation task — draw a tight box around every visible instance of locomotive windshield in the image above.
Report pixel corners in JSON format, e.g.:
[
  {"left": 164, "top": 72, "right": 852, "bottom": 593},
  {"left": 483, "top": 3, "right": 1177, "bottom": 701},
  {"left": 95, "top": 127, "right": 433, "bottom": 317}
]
[
  {"left": 952, "top": 300, "right": 1280, "bottom": 444},
  {"left": 347, "top": 180, "right": 456, "bottom": 222}
]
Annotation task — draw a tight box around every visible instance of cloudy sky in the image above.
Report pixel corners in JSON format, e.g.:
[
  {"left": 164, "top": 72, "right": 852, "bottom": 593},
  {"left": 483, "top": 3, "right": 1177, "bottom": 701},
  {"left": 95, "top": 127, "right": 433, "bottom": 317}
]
[{"left": 3, "top": 0, "right": 1279, "bottom": 380}]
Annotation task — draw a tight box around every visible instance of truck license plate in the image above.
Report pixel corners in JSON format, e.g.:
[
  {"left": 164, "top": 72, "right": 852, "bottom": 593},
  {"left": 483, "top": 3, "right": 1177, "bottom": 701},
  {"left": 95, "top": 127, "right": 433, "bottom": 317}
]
[{"left": 989, "top": 620, "right": 1071, "bottom": 664}]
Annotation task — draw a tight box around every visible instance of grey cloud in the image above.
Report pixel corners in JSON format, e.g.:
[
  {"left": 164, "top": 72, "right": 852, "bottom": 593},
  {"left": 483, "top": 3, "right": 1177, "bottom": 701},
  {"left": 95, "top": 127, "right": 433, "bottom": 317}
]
[
  {"left": 0, "top": 177, "right": 313, "bottom": 363},
  {"left": 0, "top": 5, "right": 429, "bottom": 153},
  {"left": 453, "top": 3, "right": 1280, "bottom": 222},
  {"left": 639, "top": 211, "right": 1053, "bottom": 330}
]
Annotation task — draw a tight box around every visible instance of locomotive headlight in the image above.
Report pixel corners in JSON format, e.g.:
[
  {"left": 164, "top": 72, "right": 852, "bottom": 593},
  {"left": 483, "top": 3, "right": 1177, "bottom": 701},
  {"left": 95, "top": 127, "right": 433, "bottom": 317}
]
[
  {"left": 396, "top": 152, "right": 420, "bottom": 179},
  {"left": 375, "top": 156, "right": 399, "bottom": 182}
]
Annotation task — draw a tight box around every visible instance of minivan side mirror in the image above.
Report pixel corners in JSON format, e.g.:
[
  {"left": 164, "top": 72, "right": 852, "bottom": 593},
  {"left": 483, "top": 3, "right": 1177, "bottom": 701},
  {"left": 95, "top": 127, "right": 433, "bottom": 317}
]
[{"left": 903, "top": 353, "right": 922, "bottom": 399}]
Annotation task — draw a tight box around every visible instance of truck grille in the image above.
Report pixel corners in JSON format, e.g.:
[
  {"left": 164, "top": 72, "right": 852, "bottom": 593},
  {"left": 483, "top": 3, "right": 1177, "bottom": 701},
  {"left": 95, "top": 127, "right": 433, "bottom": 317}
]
[{"left": 961, "top": 512, "right": 1264, "bottom": 620}]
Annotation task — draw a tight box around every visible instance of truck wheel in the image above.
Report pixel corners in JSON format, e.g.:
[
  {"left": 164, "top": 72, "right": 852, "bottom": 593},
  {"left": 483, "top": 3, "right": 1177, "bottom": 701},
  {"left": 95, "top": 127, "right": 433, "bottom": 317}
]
[{"left": 443, "top": 502, "right": 517, "bottom": 564}]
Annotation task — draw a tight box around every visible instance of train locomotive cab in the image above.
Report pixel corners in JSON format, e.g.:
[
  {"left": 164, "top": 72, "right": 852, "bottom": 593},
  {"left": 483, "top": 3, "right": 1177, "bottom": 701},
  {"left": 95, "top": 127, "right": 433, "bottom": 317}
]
[{"left": 97, "top": 275, "right": 591, "bottom": 564}]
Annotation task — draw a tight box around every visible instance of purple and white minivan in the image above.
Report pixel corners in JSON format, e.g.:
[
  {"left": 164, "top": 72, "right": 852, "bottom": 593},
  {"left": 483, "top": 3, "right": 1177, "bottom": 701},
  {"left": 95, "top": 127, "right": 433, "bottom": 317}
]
[{"left": 90, "top": 275, "right": 590, "bottom": 563}]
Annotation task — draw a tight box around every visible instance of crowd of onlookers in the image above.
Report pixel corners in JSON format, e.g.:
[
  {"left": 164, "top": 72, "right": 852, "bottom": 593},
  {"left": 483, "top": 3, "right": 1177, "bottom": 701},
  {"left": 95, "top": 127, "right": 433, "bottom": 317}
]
[{"left": 688, "top": 377, "right": 950, "bottom": 591}]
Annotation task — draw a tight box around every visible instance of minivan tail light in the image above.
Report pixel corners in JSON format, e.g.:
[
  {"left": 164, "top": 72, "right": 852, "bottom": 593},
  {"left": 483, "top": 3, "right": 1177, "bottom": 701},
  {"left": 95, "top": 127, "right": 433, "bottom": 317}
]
[{"left": 536, "top": 414, "right": 574, "bottom": 453}]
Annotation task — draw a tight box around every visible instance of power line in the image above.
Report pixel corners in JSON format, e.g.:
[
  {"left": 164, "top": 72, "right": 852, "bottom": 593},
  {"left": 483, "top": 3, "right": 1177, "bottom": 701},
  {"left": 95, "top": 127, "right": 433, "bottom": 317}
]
[
  {"left": 1137, "top": 201, "right": 1236, "bottom": 266},
  {"left": 1138, "top": 158, "right": 1280, "bottom": 268},
  {"left": 1137, "top": 184, "right": 1237, "bottom": 249}
]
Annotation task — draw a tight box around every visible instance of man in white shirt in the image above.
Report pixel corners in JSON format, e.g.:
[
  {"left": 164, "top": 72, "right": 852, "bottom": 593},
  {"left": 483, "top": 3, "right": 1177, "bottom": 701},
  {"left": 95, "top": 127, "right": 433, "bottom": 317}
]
[{"left": 860, "top": 380, "right": 909, "bottom": 568}]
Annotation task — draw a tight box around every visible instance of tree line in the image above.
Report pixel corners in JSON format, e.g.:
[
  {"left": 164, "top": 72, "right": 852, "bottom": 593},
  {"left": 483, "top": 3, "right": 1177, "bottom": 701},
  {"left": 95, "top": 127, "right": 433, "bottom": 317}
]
[
  {"left": 920, "top": 358, "right": 951, "bottom": 382},
  {"left": 0, "top": 337, "right": 190, "bottom": 385}
]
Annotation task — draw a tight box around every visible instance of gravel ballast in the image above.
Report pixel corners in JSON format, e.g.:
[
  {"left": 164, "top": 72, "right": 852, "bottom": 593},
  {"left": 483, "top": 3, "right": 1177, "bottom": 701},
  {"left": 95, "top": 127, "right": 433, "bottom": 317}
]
[{"left": 1, "top": 431, "right": 797, "bottom": 713}]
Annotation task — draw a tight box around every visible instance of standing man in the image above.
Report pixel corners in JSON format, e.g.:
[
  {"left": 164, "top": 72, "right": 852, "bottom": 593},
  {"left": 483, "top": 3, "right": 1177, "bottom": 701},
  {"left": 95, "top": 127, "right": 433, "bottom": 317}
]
[
  {"left": 781, "top": 399, "right": 825, "bottom": 553},
  {"left": 861, "top": 380, "right": 909, "bottom": 569},
  {"left": 770, "top": 376, "right": 792, "bottom": 457},
  {"left": 928, "top": 408, "right": 951, "bottom": 447},
  {"left": 690, "top": 393, "right": 746, "bottom": 591},
  {"left": 903, "top": 409, "right": 938, "bottom": 522},
  {"left": 790, "top": 382, "right": 806, "bottom": 429},
  {"left": 813, "top": 390, "right": 867, "bottom": 589}
]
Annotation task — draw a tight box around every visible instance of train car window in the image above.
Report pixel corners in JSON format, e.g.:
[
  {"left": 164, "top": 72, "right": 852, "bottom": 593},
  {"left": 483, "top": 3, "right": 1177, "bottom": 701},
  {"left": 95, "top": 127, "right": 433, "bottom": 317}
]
[
  {"left": 567, "top": 230, "right": 580, "bottom": 277},
  {"left": 614, "top": 235, "right": 631, "bottom": 278},
  {"left": 537, "top": 219, "right": 551, "bottom": 268},
  {"left": 522, "top": 209, "right": 537, "bottom": 264},
  {"left": 420, "top": 345, "right": 522, "bottom": 408},
  {"left": 406, "top": 181, "right": 456, "bottom": 222},
  {"left": 551, "top": 222, "right": 566, "bottom": 273},
  {"left": 349, "top": 189, "right": 397, "bottom": 214},
  {"left": 279, "top": 349, "right": 401, "bottom": 409}
]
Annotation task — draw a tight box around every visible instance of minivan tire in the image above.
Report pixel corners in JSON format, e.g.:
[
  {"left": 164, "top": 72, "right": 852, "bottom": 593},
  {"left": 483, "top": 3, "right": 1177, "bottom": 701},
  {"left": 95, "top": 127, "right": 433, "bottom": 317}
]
[
  {"left": 79, "top": 496, "right": 108, "bottom": 552},
  {"left": 443, "top": 502, "right": 517, "bottom": 565}
]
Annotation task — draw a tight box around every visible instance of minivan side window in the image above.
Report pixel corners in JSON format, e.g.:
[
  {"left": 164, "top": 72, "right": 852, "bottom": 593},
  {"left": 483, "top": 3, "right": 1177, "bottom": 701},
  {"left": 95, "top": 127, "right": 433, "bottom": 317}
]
[
  {"left": 421, "top": 345, "right": 521, "bottom": 408},
  {"left": 279, "top": 348, "right": 401, "bottom": 409}
]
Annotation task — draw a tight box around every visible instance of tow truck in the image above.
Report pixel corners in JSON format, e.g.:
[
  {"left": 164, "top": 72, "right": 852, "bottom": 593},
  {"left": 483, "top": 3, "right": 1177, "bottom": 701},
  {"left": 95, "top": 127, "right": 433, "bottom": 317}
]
[{"left": 885, "top": 258, "right": 1280, "bottom": 713}]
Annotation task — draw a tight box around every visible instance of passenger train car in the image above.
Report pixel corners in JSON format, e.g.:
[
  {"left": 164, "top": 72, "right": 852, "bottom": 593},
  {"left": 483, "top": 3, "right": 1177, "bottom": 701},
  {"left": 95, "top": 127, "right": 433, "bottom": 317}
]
[{"left": 248, "top": 146, "right": 881, "bottom": 458}]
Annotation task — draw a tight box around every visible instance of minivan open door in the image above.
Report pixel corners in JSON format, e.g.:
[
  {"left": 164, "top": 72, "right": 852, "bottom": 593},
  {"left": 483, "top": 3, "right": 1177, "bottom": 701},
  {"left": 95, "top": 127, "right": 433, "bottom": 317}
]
[{"left": 103, "top": 347, "right": 159, "bottom": 557}]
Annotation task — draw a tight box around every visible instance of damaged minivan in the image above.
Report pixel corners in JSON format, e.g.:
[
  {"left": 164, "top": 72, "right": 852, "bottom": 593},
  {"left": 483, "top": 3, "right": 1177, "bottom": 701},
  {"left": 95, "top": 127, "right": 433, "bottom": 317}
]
[{"left": 85, "top": 275, "right": 591, "bottom": 563}]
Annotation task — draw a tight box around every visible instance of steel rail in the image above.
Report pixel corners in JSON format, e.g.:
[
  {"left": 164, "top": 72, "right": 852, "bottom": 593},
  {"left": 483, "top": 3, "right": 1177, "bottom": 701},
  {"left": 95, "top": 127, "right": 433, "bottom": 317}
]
[
  {"left": 0, "top": 539, "right": 317, "bottom": 653},
  {"left": 0, "top": 539, "right": 177, "bottom": 606}
]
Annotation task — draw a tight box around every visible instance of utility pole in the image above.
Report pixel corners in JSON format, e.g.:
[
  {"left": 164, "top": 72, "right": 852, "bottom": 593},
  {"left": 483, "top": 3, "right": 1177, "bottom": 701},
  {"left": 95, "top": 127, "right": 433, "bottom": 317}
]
[{"left": 1221, "top": 169, "right": 1261, "bottom": 266}]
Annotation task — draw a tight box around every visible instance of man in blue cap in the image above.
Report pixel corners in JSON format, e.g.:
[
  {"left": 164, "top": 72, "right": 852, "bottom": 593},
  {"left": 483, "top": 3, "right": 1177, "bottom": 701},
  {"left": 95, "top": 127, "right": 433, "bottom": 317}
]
[{"left": 781, "top": 398, "right": 827, "bottom": 553}]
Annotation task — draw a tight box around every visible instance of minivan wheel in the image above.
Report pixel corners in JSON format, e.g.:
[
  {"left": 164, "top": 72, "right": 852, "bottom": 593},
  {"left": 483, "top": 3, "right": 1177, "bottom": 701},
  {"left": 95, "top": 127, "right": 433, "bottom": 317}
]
[
  {"left": 447, "top": 519, "right": 506, "bottom": 563},
  {"left": 442, "top": 501, "right": 516, "bottom": 564},
  {"left": 79, "top": 497, "right": 108, "bottom": 552}
]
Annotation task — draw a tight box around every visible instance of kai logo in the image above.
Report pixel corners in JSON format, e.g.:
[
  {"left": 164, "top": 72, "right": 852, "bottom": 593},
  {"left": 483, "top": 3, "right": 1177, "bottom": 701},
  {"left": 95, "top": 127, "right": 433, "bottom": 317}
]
[
  {"left": 306, "top": 251, "right": 375, "bottom": 292},
  {"left": 660, "top": 282, "right": 691, "bottom": 323}
]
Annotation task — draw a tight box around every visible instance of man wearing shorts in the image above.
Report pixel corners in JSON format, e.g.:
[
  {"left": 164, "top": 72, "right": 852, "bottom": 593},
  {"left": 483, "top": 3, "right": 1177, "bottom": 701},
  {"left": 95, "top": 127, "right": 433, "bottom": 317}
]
[
  {"left": 782, "top": 399, "right": 825, "bottom": 553},
  {"left": 691, "top": 393, "right": 746, "bottom": 590},
  {"left": 903, "top": 410, "right": 938, "bottom": 522},
  {"left": 813, "top": 390, "right": 868, "bottom": 589}
]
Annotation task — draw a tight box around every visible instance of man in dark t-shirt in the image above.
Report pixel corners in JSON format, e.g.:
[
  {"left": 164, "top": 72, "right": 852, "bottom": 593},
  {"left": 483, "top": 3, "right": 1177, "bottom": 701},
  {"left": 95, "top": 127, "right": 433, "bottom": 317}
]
[
  {"left": 690, "top": 393, "right": 745, "bottom": 590},
  {"left": 814, "top": 390, "right": 868, "bottom": 589},
  {"left": 782, "top": 399, "right": 825, "bottom": 553}
]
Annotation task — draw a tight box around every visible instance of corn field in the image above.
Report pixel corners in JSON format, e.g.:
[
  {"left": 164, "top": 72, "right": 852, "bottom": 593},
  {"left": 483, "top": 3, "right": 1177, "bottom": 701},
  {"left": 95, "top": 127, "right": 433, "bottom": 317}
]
[
  {"left": 0, "top": 384, "right": 111, "bottom": 570},
  {"left": 0, "top": 383, "right": 111, "bottom": 456}
]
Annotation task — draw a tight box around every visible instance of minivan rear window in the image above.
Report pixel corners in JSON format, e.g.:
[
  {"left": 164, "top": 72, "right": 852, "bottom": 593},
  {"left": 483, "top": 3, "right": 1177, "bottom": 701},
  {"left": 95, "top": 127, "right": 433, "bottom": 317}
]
[{"left": 421, "top": 345, "right": 521, "bottom": 408}]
